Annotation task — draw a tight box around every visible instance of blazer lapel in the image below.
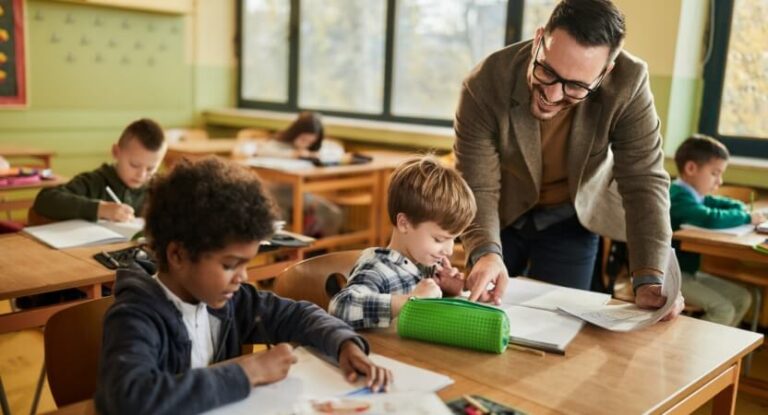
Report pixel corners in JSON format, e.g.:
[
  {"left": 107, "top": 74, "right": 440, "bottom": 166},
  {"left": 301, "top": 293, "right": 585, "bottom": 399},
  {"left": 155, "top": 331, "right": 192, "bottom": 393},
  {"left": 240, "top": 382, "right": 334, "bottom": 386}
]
[
  {"left": 508, "top": 58, "right": 542, "bottom": 192},
  {"left": 567, "top": 98, "right": 603, "bottom": 197}
]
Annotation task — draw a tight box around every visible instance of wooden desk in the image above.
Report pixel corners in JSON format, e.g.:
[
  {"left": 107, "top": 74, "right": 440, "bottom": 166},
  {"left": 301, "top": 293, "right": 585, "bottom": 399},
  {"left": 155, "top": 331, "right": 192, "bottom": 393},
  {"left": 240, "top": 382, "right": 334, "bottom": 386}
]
[
  {"left": 246, "top": 151, "right": 413, "bottom": 256},
  {"left": 0, "top": 234, "right": 113, "bottom": 334},
  {"left": 43, "top": 316, "right": 761, "bottom": 415},
  {"left": 0, "top": 145, "right": 56, "bottom": 169},
  {"left": 0, "top": 235, "right": 304, "bottom": 335},
  {"left": 164, "top": 139, "right": 237, "bottom": 168},
  {"left": 0, "top": 176, "right": 67, "bottom": 220},
  {"left": 365, "top": 317, "right": 762, "bottom": 415}
]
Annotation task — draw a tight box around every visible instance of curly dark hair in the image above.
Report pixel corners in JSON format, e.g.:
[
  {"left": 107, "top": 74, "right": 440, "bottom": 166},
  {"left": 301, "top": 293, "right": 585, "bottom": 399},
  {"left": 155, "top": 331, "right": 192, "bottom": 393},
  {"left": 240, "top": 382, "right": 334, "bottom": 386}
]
[{"left": 144, "top": 156, "right": 278, "bottom": 271}]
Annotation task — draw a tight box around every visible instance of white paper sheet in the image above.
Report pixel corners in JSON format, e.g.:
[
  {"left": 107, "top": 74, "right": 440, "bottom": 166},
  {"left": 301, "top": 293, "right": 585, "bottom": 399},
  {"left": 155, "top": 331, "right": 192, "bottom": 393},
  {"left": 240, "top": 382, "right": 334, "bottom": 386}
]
[
  {"left": 204, "top": 348, "right": 453, "bottom": 415},
  {"left": 23, "top": 219, "right": 129, "bottom": 249},
  {"left": 244, "top": 157, "right": 315, "bottom": 171},
  {"left": 99, "top": 217, "right": 144, "bottom": 240},
  {"left": 559, "top": 248, "right": 682, "bottom": 332},
  {"left": 294, "top": 392, "right": 452, "bottom": 415},
  {"left": 501, "top": 278, "right": 611, "bottom": 311}
]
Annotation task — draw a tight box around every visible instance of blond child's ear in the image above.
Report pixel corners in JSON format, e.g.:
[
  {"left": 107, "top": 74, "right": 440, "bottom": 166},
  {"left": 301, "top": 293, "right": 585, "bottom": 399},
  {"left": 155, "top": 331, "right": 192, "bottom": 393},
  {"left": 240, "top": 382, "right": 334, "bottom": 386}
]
[
  {"left": 111, "top": 143, "right": 120, "bottom": 159},
  {"left": 395, "top": 212, "right": 412, "bottom": 233}
]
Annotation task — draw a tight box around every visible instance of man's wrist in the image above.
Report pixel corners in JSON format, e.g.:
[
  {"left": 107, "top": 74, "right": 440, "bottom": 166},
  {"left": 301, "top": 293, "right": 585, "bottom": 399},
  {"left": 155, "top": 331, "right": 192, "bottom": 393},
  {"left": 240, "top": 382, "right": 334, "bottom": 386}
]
[
  {"left": 631, "top": 275, "right": 663, "bottom": 294},
  {"left": 468, "top": 245, "right": 502, "bottom": 267}
]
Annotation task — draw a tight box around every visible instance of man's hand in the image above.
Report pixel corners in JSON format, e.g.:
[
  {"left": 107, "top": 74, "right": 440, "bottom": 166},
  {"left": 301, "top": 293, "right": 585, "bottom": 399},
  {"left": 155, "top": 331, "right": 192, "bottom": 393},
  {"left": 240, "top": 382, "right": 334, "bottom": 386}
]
[
  {"left": 635, "top": 284, "right": 684, "bottom": 321},
  {"left": 466, "top": 254, "right": 509, "bottom": 304},
  {"left": 337, "top": 340, "right": 392, "bottom": 392},
  {"left": 432, "top": 257, "right": 464, "bottom": 297}
]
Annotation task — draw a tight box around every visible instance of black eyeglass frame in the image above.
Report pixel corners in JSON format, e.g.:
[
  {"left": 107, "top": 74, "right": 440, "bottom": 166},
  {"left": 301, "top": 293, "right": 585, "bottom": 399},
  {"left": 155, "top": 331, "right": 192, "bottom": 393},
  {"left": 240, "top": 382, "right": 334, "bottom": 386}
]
[{"left": 531, "top": 38, "right": 610, "bottom": 101}]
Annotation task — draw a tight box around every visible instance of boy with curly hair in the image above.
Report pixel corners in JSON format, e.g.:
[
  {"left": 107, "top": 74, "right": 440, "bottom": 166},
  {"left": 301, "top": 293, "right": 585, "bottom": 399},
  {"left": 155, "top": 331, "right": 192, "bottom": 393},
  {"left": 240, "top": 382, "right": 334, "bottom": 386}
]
[{"left": 95, "top": 157, "right": 391, "bottom": 415}]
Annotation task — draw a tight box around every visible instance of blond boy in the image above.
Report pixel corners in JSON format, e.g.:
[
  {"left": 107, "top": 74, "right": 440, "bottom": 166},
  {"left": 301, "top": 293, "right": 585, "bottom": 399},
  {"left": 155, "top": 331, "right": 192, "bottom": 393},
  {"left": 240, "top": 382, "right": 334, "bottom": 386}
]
[{"left": 330, "top": 156, "right": 477, "bottom": 329}]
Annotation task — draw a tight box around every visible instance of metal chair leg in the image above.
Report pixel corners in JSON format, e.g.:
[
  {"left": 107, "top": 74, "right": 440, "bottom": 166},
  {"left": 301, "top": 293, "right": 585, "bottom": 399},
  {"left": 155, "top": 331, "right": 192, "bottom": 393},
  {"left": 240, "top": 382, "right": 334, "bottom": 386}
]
[
  {"left": 0, "top": 374, "right": 11, "bottom": 415},
  {"left": 743, "top": 286, "right": 763, "bottom": 376},
  {"left": 29, "top": 362, "right": 45, "bottom": 415}
]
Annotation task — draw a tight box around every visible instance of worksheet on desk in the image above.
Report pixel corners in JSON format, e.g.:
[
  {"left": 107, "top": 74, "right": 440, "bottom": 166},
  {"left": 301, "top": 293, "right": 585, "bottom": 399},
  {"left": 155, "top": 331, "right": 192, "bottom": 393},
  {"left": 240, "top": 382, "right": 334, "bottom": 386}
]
[
  {"left": 204, "top": 347, "right": 453, "bottom": 415},
  {"left": 559, "top": 247, "right": 682, "bottom": 332}
]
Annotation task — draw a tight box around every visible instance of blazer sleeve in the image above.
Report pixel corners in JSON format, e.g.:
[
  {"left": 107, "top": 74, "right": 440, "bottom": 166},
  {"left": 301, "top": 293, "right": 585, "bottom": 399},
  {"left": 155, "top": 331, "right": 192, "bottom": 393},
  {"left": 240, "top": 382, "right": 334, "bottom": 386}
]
[
  {"left": 609, "top": 66, "right": 672, "bottom": 273},
  {"left": 453, "top": 78, "right": 503, "bottom": 262}
]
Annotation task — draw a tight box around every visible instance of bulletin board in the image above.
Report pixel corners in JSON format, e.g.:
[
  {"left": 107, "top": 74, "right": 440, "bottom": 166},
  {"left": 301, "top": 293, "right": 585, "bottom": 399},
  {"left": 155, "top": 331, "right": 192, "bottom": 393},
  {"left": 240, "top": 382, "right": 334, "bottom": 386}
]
[{"left": 0, "top": 0, "right": 26, "bottom": 107}]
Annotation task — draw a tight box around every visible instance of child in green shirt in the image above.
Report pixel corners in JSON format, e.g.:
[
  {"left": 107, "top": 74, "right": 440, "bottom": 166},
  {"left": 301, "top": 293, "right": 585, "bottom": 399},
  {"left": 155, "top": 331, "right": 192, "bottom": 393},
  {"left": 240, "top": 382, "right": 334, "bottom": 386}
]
[
  {"left": 33, "top": 118, "right": 167, "bottom": 222},
  {"left": 670, "top": 135, "right": 765, "bottom": 325}
]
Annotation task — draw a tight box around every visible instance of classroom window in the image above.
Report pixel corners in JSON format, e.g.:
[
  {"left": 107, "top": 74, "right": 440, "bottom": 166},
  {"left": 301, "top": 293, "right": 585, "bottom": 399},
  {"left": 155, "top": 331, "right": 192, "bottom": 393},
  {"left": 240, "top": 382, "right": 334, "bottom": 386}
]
[
  {"left": 298, "top": 0, "right": 386, "bottom": 113},
  {"left": 237, "top": 0, "right": 556, "bottom": 126},
  {"left": 700, "top": 0, "right": 768, "bottom": 158},
  {"left": 240, "top": 0, "right": 291, "bottom": 103},
  {"left": 391, "top": 0, "right": 508, "bottom": 120}
]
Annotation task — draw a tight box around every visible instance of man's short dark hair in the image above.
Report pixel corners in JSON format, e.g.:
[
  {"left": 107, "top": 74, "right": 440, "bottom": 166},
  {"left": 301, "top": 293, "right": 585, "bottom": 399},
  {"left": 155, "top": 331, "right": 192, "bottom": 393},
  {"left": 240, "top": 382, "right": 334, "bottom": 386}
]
[
  {"left": 144, "top": 157, "right": 278, "bottom": 271},
  {"left": 545, "top": 0, "right": 626, "bottom": 56},
  {"left": 118, "top": 118, "right": 165, "bottom": 151},
  {"left": 674, "top": 134, "right": 730, "bottom": 173}
]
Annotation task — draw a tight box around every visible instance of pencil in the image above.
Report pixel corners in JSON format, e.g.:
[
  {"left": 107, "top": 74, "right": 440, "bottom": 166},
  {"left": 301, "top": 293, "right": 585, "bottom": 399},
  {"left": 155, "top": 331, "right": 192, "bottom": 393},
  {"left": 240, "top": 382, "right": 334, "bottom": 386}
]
[
  {"left": 509, "top": 344, "right": 546, "bottom": 357},
  {"left": 463, "top": 395, "right": 490, "bottom": 414},
  {"left": 252, "top": 315, "right": 272, "bottom": 349},
  {"left": 101, "top": 251, "right": 120, "bottom": 268},
  {"left": 105, "top": 185, "right": 122, "bottom": 204}
]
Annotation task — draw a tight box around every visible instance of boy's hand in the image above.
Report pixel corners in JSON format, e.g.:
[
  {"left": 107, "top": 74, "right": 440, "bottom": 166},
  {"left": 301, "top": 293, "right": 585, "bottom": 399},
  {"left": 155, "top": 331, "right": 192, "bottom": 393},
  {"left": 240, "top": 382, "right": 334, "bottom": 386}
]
[
  {"left": 751, "top": 211, "right": 766, "bottom": 225},
  {"left": 412, "top": 278, "right": 442, "bottom": 299},
  {"left": 433, "top": 257, "right": 464, "bottom": 297},
  {"left": 237, "top": 343, "right": 297, "bottom": 386},
  {"left": 337, "top": 340, "right": 392, "bottom": 393},
  {"left": 98, "top": 201, "right": 135, "bottom": 222}
]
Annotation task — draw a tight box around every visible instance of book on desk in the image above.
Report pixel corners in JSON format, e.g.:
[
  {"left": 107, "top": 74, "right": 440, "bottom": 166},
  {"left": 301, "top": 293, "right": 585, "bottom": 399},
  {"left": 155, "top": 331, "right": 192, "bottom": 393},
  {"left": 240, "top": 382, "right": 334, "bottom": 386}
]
[{"left": 23, "top": 219, "right": 143, "bottom": 249}]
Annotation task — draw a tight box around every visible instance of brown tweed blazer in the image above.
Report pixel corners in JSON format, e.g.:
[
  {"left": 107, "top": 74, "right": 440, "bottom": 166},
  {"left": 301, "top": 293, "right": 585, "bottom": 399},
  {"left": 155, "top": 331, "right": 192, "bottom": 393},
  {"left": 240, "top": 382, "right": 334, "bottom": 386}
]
[{"left": 454, "top": 40, "right": 671, "bottom": 273}]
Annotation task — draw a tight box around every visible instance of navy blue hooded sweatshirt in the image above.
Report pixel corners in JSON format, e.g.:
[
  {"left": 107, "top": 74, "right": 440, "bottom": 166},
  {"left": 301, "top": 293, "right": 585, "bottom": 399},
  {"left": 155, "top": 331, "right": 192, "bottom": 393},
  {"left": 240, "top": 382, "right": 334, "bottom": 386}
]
[{"left": 95, "top": 267, "right": 368, "bottom": 415}]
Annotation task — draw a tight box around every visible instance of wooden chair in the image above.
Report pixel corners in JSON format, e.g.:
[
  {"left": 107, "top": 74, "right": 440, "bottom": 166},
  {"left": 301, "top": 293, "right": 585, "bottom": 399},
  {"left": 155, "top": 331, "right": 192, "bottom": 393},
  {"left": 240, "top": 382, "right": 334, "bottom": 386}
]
[
  {"left": 43, "top": 297, "right": 114, "bottom": 407},
  {"left": 713, "top": 185, "right": 755, "bottom": 204},
  {"left": 273, "top": 250, "right": 361, "bottom": 310},
  {"left": 26, "top": 207, "right": 56, "bottom": 226}
]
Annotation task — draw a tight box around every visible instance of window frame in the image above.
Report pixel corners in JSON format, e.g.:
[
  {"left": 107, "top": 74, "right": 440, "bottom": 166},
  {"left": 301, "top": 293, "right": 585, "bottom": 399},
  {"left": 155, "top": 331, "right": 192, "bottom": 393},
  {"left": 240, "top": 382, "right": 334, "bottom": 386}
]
[
  {"left": 699, "top": 0, "right": 768, "bottom": 158},
  {"left": 236, "top": 0, "right": 525, "bottom": 127}
]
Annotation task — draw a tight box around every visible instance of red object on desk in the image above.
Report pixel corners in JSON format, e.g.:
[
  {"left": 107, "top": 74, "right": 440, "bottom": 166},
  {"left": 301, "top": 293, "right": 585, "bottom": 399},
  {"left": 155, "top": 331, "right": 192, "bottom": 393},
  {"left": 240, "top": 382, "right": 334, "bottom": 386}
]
[{"left": 0, "top": 173, "right": 40, "bottom": 187}]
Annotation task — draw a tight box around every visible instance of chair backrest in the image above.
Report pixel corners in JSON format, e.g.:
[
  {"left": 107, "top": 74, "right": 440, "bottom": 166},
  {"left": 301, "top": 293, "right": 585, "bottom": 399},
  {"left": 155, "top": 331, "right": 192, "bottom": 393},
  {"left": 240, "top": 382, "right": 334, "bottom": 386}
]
[
  {"left": 713, "top": 185, "right": 755, "bottom": 204},
  {"left": 26, "top": 207, "right": 56, "bottom": 226},
  {"left": 273, "top": 250, "right": 361, "bottom": 310},
  {"left": 44, "top": 297, "right": 114, "bottom": 407}
]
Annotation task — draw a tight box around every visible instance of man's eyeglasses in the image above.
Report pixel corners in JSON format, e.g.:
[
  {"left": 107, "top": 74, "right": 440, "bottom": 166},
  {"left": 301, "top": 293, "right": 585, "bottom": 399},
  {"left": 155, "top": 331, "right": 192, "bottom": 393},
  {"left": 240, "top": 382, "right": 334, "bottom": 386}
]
[{"left": 531, "top": 39, "right": 608, "bottom": 101}]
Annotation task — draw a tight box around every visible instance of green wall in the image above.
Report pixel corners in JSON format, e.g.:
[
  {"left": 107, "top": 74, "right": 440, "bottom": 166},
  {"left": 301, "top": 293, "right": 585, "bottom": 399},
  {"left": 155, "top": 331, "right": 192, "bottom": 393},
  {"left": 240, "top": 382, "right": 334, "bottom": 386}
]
[{"left": 0, "top": 0, "right": 195, "bottom": 176}]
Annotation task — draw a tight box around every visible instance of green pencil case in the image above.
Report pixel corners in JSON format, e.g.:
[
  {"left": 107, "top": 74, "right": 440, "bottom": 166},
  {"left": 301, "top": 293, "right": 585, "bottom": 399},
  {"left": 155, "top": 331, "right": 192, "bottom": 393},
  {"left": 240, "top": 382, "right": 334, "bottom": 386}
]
[{"left": 397, "top": 297, "right": 509, "bottom": 354}]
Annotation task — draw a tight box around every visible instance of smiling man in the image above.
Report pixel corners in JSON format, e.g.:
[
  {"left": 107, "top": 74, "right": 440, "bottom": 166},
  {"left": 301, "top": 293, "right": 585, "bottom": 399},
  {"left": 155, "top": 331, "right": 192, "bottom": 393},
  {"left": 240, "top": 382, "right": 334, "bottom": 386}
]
[{"left": 454, "top": 0, "right": 683, "bottom": 320}]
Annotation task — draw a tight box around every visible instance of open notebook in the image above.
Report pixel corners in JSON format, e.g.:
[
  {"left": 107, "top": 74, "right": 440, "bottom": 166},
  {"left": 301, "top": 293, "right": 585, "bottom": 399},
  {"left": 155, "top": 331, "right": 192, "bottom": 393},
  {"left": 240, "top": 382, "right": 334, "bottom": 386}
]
[
  {"left": 23, "top": 219, "right": 143, "bottom": 249},
  {"left": 495, "top": 278, "right": 611, "bottom": 354}
]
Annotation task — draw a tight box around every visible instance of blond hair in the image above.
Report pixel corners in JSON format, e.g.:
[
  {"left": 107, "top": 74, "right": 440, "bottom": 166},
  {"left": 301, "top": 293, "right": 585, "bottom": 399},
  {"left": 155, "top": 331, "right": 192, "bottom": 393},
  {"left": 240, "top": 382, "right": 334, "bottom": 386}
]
[{"left": 387, "top": 155, "right": 476, "bottom": 234}]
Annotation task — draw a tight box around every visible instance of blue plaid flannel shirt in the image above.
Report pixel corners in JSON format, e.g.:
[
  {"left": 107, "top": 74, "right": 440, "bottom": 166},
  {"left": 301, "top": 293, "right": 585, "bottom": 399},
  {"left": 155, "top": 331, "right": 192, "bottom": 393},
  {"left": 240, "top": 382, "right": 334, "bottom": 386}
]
[{"left": 329, "top": 247, "right": 432, "bottom": 329}]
